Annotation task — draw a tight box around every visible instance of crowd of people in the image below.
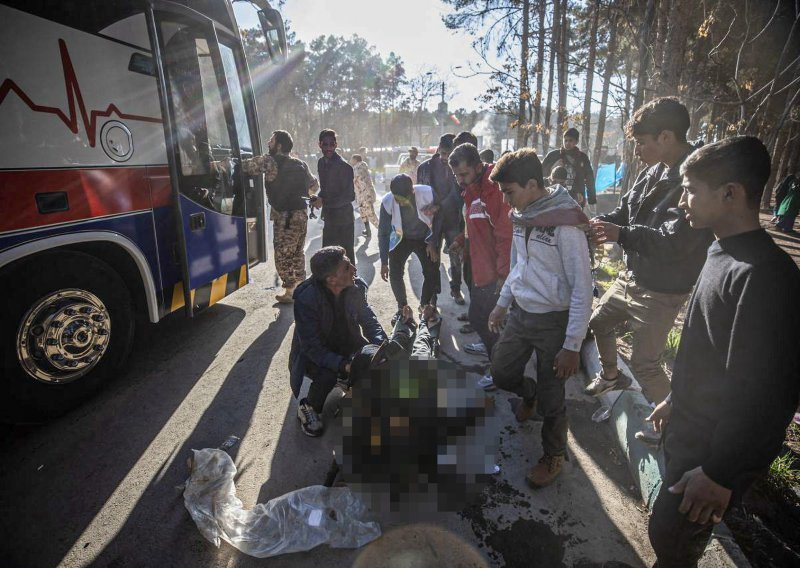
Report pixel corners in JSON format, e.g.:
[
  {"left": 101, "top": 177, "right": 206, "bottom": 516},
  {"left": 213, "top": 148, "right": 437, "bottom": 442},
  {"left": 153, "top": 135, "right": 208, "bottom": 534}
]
[{"left": 237, "top": 96, "right": 799, "bottom": 568}]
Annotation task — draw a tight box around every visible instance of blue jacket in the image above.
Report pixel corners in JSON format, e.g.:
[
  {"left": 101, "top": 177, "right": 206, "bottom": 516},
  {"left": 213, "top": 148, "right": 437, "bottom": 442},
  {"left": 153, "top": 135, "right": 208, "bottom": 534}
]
[{"left": 289, "top": 277, "right": 386, "bottom": 397}]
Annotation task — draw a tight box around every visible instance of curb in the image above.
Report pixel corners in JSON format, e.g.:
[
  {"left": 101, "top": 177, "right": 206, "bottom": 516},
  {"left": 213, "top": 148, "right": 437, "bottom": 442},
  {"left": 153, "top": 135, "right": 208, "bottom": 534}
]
[{"left": 580, "top": 339, "right": 751, "bottom": 567}]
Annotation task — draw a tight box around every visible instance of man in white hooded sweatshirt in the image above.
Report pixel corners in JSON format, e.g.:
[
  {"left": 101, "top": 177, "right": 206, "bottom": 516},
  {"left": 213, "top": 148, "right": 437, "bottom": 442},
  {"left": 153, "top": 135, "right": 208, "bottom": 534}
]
[{"left": 487, "top": 148, "right": 593, "bottom": 488}]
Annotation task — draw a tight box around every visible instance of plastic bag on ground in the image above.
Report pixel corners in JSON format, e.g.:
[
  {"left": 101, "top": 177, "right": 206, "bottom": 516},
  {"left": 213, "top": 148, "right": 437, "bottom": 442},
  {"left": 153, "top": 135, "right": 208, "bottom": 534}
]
[{"left": 183, "top": 448, "right": 381, "bottom": 558}]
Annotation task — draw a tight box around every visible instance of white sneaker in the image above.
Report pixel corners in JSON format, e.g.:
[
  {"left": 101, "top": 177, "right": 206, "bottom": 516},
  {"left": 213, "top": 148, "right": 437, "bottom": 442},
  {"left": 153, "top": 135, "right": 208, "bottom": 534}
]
[
  {"left": 477, "top": 374, "right": 496, "bottom": 391},
  {"left": 297, "top": 398, "right": 323, "bottom": 437},
  {"left": 464, "top": 342, "right": 488, "bottom": 357}
]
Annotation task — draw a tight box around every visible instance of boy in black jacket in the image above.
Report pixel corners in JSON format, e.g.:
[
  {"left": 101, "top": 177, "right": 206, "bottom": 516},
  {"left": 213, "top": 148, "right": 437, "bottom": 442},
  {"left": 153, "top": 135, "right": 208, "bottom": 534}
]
[{"left": 646, "top": 136, "right": 800, "bottom": 567}]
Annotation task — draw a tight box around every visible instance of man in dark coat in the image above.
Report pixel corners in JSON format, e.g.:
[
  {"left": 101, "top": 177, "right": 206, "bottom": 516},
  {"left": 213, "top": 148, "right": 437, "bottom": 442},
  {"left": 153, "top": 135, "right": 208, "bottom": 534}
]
[
  {"left": 541, "top": 127, "right": 596, "bottom": 208},
  {"left": 289, "top": 246, "right": 386, "bottom": 436},
  {"left": 314, "top": 129, "right": 356, "bottom": 263}
]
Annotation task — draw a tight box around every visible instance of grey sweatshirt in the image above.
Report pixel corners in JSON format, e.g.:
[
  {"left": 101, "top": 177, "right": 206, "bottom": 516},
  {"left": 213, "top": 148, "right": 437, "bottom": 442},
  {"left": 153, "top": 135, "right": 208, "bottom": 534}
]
[{"left": 497, "top": 222, "right": 593, "bottom": 352}]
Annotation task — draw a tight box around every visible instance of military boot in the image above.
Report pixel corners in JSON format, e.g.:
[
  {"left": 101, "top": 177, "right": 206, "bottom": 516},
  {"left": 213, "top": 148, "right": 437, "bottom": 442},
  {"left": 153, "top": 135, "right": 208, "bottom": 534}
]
[
  {"left": 526, "top": 454, "right": 564, "bottom": 488},
  {"left": 276, "top": 284, "right": 296, "bottom": 304}
]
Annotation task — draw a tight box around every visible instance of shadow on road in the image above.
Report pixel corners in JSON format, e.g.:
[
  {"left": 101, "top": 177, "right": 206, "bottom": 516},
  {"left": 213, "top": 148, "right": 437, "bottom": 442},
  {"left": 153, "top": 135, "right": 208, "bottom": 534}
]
[{"left": 0, "top": 304, "right": 247, "bottom": 567}]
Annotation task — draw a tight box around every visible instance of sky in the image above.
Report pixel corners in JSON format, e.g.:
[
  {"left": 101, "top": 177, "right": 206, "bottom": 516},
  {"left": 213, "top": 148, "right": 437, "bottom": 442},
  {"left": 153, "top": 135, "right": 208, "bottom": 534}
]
[{"left": 235, "top": 0, "right": 490, "bottom": 112}]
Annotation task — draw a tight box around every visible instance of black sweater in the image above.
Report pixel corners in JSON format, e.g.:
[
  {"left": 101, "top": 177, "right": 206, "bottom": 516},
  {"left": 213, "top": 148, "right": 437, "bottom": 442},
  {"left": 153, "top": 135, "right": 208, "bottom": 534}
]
[{"left": 667, "top": 229, "right": 800, "bottom": 490}]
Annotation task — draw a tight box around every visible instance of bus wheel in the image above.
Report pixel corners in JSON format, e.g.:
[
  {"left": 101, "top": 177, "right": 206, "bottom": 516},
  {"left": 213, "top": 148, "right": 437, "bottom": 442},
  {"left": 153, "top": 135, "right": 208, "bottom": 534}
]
[{"left": 1, "top": 251, "right": 135, "bottom": 422}]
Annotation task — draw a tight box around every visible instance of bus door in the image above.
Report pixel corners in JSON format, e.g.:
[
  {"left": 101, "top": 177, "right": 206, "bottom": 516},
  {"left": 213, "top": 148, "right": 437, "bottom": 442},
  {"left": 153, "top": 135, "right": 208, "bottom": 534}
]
[{"left": 148, "top": 3, "right": 263, "bottom": 317}]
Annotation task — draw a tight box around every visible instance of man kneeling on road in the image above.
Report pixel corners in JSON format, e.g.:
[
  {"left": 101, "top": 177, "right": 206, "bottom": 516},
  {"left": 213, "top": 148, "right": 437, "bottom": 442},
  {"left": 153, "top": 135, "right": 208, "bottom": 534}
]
[
  {"left": 289, "top": 246, "right": 387, "bottom": 437},
  {"left": 487, "top": 148, "right": 593, "bottom": 488}
]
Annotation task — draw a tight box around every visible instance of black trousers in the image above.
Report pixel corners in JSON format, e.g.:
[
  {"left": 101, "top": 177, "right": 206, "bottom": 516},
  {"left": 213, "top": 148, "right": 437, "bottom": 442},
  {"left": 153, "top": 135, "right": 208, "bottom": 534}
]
[
  {"left": 388, "top": 238, "right": 440, "bottom": 309},
  {"left": 304, "top": 361, "right": 341, "bottom": 413},
  {"left": 648, "top": 445, "right": 753, "bottom": 568},
  {"left": 322, "top": 221, "right": 355, "bottom": 265},
  {"left": 441, "top": 225, "right": 463, "bottom": 293},
  {"left": 491, "top": 307, "right": 569, "bottom": 456},
  {"left": 468, "top": 281, "right": 500, "bottom": 355}
]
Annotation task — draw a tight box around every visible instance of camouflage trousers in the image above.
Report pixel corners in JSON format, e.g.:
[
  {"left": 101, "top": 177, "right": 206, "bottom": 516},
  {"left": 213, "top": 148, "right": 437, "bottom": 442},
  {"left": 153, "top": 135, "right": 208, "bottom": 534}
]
[
  {"left": 271, "top": 208, "right": 308, "bottom": 287},
  {"left": 357, "top": 199, "right": 379, "bottom": 227}
]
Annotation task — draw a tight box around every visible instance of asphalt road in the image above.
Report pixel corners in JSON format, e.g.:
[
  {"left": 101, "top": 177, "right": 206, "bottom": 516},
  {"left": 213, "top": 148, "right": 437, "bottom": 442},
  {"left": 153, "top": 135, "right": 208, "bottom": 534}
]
[{"left": 0, "top": 198, "right": 656, "bottom": 567}]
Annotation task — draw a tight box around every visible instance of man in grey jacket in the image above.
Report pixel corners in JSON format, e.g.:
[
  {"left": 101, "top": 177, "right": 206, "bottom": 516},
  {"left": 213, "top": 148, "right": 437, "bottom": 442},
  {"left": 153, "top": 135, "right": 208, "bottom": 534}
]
[{"left": 487, "top": 148, "right": 593, "bottom": 488}]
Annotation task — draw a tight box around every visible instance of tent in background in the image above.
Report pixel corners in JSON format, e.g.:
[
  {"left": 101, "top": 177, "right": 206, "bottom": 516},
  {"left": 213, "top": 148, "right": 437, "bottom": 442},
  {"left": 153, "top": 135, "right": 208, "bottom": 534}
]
[{"left": 595, "top": 163, "right": 625, "bottom": 193}]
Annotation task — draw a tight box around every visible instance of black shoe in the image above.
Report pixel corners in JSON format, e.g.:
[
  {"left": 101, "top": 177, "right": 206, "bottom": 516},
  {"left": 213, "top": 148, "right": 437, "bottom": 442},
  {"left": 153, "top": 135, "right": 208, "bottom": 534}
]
[
  {"left": 451, "top": 289, "right": 466, "bottom": 305},
  {"left": 297, "top": 398, "right": 324, "bottom": 437}
]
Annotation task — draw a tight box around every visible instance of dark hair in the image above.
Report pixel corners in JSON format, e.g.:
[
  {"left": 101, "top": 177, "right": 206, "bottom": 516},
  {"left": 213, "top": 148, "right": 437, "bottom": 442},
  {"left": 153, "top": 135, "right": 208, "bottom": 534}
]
[
  {"left": 448, "top": 143, "right": 482, "bottom": 168},
  {"left": 438, "top": 133, "right": 456, "bottom": 151},
  {"left": 351, "top": 154, "right": 363, "bottom": 162},
  {"left": 489, "top": 148, "right": 544, "bottom": 188},
  {"left": 551, "top": 166, "right": 568, "bottom": 180},
  {"left": 479, "top": 149, "right": 495, "bottom": 163},
  {"left": 390, "top": 173, "right": 414, "bottom": 196},
  {"left": 310, "top": 246, "right": 346, "bottom": 281},
  {"left": 319, "top": 128, "right": 337, "bottom": 142},
  {"left": 271, "top": 130, "right": 293, "bottom": 153},
  {"left": 625, "top": 97, "right": 690, "bottom": 142},
  {"left": 680, "top": 135, "right": 771, "bottom": 209},
  {"left": 564, "top": 128, "right": 579, "bottom": 141},
  {"left": 454, "top": 131, "right": 478, "bottom": 146}
]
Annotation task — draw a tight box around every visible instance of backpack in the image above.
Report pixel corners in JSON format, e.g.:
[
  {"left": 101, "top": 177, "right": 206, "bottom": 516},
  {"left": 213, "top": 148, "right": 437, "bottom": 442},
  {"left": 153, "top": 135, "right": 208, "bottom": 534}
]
[{"left": 266, "top": 155, "right": 309, "bottom": 212}]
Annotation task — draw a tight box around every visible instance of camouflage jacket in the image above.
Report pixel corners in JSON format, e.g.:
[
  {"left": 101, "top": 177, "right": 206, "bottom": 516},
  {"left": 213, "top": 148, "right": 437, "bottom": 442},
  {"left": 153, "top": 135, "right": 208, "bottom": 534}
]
[
  {"left": 399, "top": 157, "right": 420, "bottom": 184},
  {"left": 353, "top": 161, "right": 376, "bottom": 202}
]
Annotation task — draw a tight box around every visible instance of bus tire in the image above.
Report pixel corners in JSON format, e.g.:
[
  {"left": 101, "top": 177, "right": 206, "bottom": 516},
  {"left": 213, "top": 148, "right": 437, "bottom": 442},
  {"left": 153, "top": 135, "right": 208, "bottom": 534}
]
[{"left": 0, "top": 251, "right": 135, "bottom": 422}]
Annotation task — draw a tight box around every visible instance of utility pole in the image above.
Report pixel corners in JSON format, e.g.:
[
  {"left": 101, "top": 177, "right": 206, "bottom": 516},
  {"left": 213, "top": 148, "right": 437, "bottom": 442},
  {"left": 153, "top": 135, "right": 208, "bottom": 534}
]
[{"left": 437, "top": 81, "right": 448, "bottom": 137}]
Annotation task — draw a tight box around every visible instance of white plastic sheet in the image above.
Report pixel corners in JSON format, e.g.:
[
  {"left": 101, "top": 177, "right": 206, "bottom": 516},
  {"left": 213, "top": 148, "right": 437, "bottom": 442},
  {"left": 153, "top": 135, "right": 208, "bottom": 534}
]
[{"left": 183, "top": 448, "right": 381, "bottom": 558}]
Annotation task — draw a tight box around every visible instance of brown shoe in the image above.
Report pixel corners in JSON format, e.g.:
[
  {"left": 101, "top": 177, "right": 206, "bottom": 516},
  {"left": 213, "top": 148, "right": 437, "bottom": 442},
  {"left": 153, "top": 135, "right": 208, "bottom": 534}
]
[
  {"left": 526, "top": 454, "right": 564, "bottom": 488},
  {"left": 511, "top": 397, "right": 536, "bottom": 422},
  {"left": 276, "top": 285, "right": 296, "bottom": 304}
]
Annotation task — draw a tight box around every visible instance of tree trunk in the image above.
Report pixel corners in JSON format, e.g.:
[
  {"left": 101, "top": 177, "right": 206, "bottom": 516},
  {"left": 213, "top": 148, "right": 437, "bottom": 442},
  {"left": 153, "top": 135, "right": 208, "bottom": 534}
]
[
  {"left": 634, "top": 0, "right": 657, "bottom": 108},
  {"left": 762, "top": 123, "right": 789, "bottom": 209},
  {"left": 592, "top": 13, "right": 619, "bottom": 174},
  {"left": 581, "top": 0, "right": 600, "bottom": 157},
  {"left": 556, "top": 0, "right": 569, "bottom": 143},
  {"left": 532, "top": 0, "right": 546, "bottom": 152},
  {"left": 660, "top": 0, "right": 694, "bottom": 96},
  {"left": 543, "top": 0, "right": 560, "bottom": 154},
  {"left": 516, "top": 0, "right": 531, "bottom": 149},
  {"left": 652, "top": 0, "right": 668, "bottom": 91}
]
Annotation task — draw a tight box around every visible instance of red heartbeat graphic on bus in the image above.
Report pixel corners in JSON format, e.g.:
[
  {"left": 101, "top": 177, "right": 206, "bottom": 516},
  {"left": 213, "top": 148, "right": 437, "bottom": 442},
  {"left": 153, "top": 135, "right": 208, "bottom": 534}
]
[{"left": 0, "top": 38, "right": 162, "bottom": 147}]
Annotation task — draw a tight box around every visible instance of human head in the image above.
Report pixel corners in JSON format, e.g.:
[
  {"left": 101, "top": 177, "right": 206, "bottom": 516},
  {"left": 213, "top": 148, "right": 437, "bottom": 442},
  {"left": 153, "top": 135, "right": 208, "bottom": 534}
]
[
  {"left": 358, "top": 146, "right": 368, "bottom": 156},
  {"left": 550, "top": 166, "right": 568, "bottom": 186},
  {"left": 390, "top": 173, "right": 414, "bottom": 197},
  {"left": 318, "top": 129, "right": 338, "bottom": 158},
  {"left": 350, "top": 154, "right": 363, "bottom": 165},
  {"left": 310, "top": 246, "right": 356, "bottom": 290},
  {"left": 269, "top": 130, "right": 293, "bottom": 156},
  {"left": 437, "top": 134, "right": 456, "bottom": 162},
  {"left": 448, "top": 143, "right": 483, "bottom": 187},
  {"left": 479, "top": 149, "right": 495, "bottom": 164},
  {"left": 626, "top": 97, "right": 690, "bottom": 165},
  {"left": 563, "top": 128, "right": 579, "bottom": 151},
  {"left": 454, "top": 131, "right": 478, "bottom": 147},
  {"left": 679, "top": 136, "right": 771, "bottom": 230},
  {"left": 409, "top": 146, "right": 419, "bottom": 159},
  {"left": 489, "top": 148, "right": 546, "bottom": 211}
]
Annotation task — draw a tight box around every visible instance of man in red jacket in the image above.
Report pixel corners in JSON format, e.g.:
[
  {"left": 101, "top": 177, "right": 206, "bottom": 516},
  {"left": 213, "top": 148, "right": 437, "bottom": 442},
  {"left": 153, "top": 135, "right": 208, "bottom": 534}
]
[{"left": 449, "top": 143, "right": 512, "bottom": 368}]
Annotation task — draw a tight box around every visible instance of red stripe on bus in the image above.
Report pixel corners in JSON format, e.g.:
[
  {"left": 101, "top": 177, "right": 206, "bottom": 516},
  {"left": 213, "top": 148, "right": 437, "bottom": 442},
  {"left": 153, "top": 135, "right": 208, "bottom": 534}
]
[{"left": 0, "top": 167, "right": 155, "bottom": 233}]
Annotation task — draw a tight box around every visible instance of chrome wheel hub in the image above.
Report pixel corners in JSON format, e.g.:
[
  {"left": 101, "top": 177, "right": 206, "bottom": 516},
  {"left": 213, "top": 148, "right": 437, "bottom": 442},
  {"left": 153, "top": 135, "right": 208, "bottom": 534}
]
[{"left": 16, "top": 289, "right": 111, "bottom": 384}]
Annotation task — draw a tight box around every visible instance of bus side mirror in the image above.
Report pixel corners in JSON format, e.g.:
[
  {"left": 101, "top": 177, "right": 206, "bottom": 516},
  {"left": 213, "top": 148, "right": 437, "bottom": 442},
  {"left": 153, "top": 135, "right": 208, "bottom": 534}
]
[{"left": 257, "top": 8, "right": 287, "bottom": 64}]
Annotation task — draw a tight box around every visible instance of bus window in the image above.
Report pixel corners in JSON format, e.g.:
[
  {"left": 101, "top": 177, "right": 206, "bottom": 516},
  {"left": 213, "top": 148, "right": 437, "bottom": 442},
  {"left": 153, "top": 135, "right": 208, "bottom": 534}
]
[{"left": 161, "top": 23, "right": 240, "bottom": 214}]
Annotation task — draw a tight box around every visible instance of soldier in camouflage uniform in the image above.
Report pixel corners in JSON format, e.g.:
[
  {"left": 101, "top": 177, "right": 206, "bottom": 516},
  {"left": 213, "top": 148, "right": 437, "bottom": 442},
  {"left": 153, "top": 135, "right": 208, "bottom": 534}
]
[
  {"left": 240, "top": 130, "right": 318, "bottom": 303},
  {"left": 350, "top": 154, "right": 379, "bottom": 237},
  {"left": 399, "top": 146, "right": 420, "bottom": 184}
]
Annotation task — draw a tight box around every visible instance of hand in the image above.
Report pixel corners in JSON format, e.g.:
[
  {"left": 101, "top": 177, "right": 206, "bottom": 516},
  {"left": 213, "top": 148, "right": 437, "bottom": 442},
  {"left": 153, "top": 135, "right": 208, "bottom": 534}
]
[
  {"left": 590, "top": 220, "right": 621, "bottom": 246},
  {"left": 426, "top": 242, "right": 440, "bottom": 263},
  {"left": 380, "top": 264, "right": 389, "bottom": 282},
  {"left": 312, "top": 196, "right": 323, "bottom": 209},
  {"left": 422, "top": 204, "right": 440, "bottom": 215},
  {"left": 669, "top": 466, "right": 732, "bottom": 525},
  {"left": 448, "top": 239, "right": 464, "bottom": 256},
  {"left": 345, "top": 362, "right": 351, "bottom": 374},
  {"left": 488, "top": 305, "right": 508, "bottom": 334},
  {"left": 575, "top": 193, "right": 585, "bottom": 206},
  {"left": 646, "top": 399, "right": 672, "bottom": 433},
  {"left": 553, "top": 348, "right": 580, "bottom": 379},
  {"left": 494, "top": 279, "right": 505, "bottom": 295}
]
